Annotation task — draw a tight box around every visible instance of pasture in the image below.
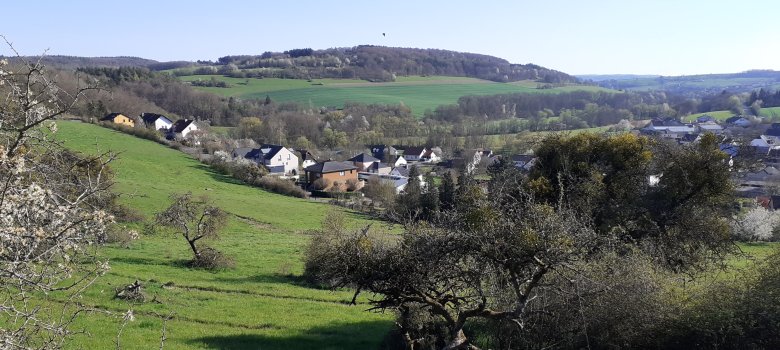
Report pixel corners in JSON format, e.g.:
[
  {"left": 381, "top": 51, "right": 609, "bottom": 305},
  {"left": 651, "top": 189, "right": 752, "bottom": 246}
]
[
  {"left": 54, "top": 121, "right": 393, "bottom": 349},
  {"left": 177, "top": 75, "right": 610, "bottom": 118}
]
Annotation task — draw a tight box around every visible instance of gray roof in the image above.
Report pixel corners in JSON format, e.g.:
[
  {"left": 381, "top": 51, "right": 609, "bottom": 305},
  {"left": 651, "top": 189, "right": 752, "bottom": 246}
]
[
  {"left": 246, "top": 144, "right": 285, "bottom": 161},
  {"left": 392, "top": 167, "right": 409, "bottom": 177},
  {"left": 304, "top": 161, "right": 357, "bottom": 174},
  {"left": 140, "top": 113, "right": 171, "bottom": 125},
  {"left": 170, "top": 119, "right": 195, "bottom": 133},
  {"left": 232, "top": 147, "right": 253, "bottom": 158},
  {"left": 349, "top": 152, "right": 380, "bottom": 163}
]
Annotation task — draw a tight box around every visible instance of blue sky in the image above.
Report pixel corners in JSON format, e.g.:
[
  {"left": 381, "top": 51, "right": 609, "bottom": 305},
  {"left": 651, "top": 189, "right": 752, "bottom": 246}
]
[{"left": 1, "top": 0, "right": 777, "bottom": 75}]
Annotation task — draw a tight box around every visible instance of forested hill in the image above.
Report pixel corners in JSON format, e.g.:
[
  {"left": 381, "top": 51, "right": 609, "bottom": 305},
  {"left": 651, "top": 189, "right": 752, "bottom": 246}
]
[
  {"left": 0, "top": 55, "right": 160, "bottom": 70},
  {"left": 211, "top": 46, "right": 578, "bottom": 83},
  {"left": 589, "top": 70, "right": 780, "bottom": 96}
]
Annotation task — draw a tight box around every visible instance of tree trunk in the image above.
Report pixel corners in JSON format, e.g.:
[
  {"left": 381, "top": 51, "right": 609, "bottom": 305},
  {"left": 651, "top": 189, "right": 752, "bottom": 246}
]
[
  {"left": 442, "top": 328, "right": 472, "bottom": 350},
  {"left": 187, "top": 238, "right": 201, "bottom": 259}
]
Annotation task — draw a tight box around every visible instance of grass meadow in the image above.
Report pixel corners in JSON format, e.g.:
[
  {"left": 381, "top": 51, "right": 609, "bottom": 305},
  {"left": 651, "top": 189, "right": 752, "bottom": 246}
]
[
  {"left": 177, "top": 75, "right": 610, "bottom": 118},
  {"left": 53, "top": 121, "right": 393, "bottom": 349}
]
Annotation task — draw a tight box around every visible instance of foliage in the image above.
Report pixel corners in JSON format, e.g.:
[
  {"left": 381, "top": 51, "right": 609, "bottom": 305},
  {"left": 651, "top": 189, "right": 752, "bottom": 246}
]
[
  {"left": 0, "top": 42, "right": 113, "bottom": 348},
  {"left": 256, "top": 176, "right": 308, "bottom": 198},
  {"left": 530, "top": 132, "right": 736, "bottom": 270}
]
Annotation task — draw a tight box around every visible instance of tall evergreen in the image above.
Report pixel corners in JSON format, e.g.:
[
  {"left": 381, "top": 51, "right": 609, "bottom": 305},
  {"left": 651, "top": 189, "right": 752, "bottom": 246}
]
[
  {"left": 439, "top": 170, "right": 456, "bottom": 211},
  {"left": 421, "top": 173, "right": 440, "bottom": 220}
]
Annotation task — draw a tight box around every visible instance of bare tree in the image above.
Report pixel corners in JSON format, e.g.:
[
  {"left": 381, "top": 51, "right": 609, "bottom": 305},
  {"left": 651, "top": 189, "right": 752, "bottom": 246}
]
[
  {"left": 0, "top": 37, "right": 114, "bottom": 349},
  {"left": 155, "top": 192, "right": 230, "bottom": 269}
]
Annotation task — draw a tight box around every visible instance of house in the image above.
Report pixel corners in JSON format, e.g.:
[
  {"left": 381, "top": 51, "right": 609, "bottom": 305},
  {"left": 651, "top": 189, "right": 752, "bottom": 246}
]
[
  {"left": 140, "top": 113, "right": 173, "bottom": 131},
  {"left": 402, "top": 146, "right": 427, "bottom": 162},
  {"left": 349, "top": 153, "right": 381, "bottom": 171},
  {"left": 642, "top": 119, "right": 696, "bottom": 140},
  {"left": 168, "top": 119, "right": 199, "bottom": 138},
  {"left": 679, "top": 133, "right": 701, "bottom": 144},
  {"left": 390, "top": 166, "right": 424, "bottom": 183},
  {"left": 359, "top": 174, "right": 410, "bottom": 194},
  {"left": 101, "top": 113, "right": 135, "bottom": 127},
  {"left": 297, "top": 149, "right": 318, "bottom": 169},
  {"left": 393, "top": 156, "right": 407, "bottom": 167},
  {"left": 368, "top": 144, "right": 401, "bottom": 163},
  {"left": 366, "top": 162, "right": 392, "bottom": 175},
  {"left": 696, "top": 115, "right": 716, "bottom": 123},
  {"left": 697, "top": 122, "right": 724, "bottom": 134},
  {"left": 304, "top": 161, "right": 358, "bottom": 188},
  {"left": 725, "top": 116, "right": 751, "bottom": 128},
  {"left": 245, "top": 144, "right": 299, "bottom": 176},
  {"left": 511, "top": 154, "right": 536, "bottom": 171},
  {"left": 422, "top": 149, "right": 440, "bottom": 163}
]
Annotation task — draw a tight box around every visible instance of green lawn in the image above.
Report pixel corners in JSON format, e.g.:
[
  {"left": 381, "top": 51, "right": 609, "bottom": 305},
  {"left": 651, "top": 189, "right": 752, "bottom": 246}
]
[
  {"left": 177, "top": 75, "right": 612, "bottom": 118},
  {"left": 53, "top": 121, "right": 392, "bottom": 349}
]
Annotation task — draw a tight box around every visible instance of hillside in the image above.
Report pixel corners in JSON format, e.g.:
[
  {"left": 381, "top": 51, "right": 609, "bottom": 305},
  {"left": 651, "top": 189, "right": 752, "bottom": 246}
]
[
  {"left": 591, "top": 70, "right": 780, "bottom": 96},
  {"left": 208, "top": 45, "right": 577, "bottom": 83},
  {"left": 54, "top": 121, "right": 391, "bottom": 349},
  {"left": 178, "top": 75, "right": 609, "bottom": 118}
]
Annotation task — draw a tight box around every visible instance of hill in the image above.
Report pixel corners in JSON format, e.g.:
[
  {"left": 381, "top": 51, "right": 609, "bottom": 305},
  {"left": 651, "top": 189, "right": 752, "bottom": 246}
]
[
  {"left": 591, "top": 70, "right": 780, "bottom": 96},
  {"left": 178, "top": 75, "right": 609, "bottom": 118},
  {"left": 208, "top": 45, "right": 578, "bottom": 84},
  {"left": 54, "top": 121, "right": 392, "bottom": 349},
  {"left": 0, "top": 55, "right": 160, "bottom": 70}
]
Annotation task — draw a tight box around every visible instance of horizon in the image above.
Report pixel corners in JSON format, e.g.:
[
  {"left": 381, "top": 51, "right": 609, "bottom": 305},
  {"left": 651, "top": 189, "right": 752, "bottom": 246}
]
[{"left": 2, "top": 0, "right": 778, "bottom": 76}]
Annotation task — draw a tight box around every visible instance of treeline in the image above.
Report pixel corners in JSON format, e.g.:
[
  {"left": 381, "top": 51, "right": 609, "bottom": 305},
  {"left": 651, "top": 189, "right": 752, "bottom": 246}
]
[
  {"left": 2, "top": 55, "right": 158, "bottom": 70},
  {"left": 749, "top": 88, "right": 780, "bottom": 108},
  {"left": 212, "top": 45, "right": 577, "bottom": 83},
  {"left": 594, "top": 70, "right": 780, "bottom": 97},
  {"left": 425, "top": 90, "right": 681, "bottom": 130}
]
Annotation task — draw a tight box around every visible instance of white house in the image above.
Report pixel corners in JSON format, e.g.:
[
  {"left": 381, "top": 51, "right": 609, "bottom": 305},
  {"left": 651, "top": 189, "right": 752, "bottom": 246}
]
[
  {"left": 297, "top": 149, "right": 318, "bottom": 169},
  {"left": 393, "top": 156, "right": 407, "bottom": 167},
  {"left": 169, "top": 119, "right": 199, "bottom": 138},
  {"left": 511, "top": 154, "right": 536, "bottom": 171},
  {"left": 402, "top": 147, "right": 427, "bottom": 162},
  {"left": 140, "top": 113, "right": 173, "bottom": 131},
  {"left": 422, "top": 149, "right": 440, "bottom": 163},
  {"left": 245, "top": 144, "right": 299, "bottom": 176}
]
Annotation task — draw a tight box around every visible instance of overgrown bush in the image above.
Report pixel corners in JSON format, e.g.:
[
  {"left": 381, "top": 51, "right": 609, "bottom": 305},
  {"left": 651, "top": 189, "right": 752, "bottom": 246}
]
[
  {"left": 257, "top": 176, "right": 307, "bottom": 198},
  {"left": 189, "top": 246, "right": 234, "bottom": 270},
  {"left": 104, "top": 226, "right": 139, "bottom": 248}
]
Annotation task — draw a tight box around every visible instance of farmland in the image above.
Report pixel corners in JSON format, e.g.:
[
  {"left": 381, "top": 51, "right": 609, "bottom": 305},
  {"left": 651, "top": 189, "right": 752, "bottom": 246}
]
[
  {"left": 176, "top": 75, "right": 611, "bottom": 117},
  {"left": 53, "top": 121, "right": 392, "bottom": 349},
  {"left": 684, "top": 106, "right": 780, "bottom": 122}
]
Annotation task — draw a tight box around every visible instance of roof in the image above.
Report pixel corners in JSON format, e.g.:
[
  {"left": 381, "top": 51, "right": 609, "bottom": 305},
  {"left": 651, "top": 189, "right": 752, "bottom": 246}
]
[
  {"left": 246, "top": 144, "right": 285, "bottom": 160},
  {"left": 232, "top": 147, "right": 253, "bottom": 158},
  {"left": 298, "top": 149, "right": 317, "bottom": 162},
  {"left": 170, "top": 119, "right": 195, "bottom": 133},
  {"left": 725, "top": 116, "right": 747, "bottom": 124},
  {"left": 140, "top": 113, "right": 171, "bottom": 125},
  {"left": 403, "top": 146, "right": 427, "bottom": 156},
  {"left": 101, "top": 112, "right": 124, "bottom": 121},
  {"left": 681, "top": 134, "right": 699, "bottom": 142},
  {"left": 766, "top": 128, "right": 780, "bottom": 137},
  {"left": 392, "top": 167, "right": 410, "bottom": 177},
  {"left": 422, "top": 149, "right": 437, "bottom": 158},
  {"left": 349, "top": 152, "right": 380, "bottom": 163},
  {"left": 304, "top": 161, "right": 357, "bottom": 174}
]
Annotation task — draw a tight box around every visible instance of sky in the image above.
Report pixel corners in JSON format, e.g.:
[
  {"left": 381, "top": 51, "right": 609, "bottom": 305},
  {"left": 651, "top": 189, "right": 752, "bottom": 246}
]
[{"left": 1, "top": 0, "right": 778, "bottom": 76}]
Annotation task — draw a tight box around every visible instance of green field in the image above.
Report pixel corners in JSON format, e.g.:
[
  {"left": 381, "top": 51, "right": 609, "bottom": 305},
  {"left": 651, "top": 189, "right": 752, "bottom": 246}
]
[
  {"left": 177, "top": 75, "right": 611, "bottom": 118},
  {"left": 684, "top": 107, "right": 780, "bottom": 122},
  {"left": 53, "top": 121, "right": 392, "bottom": 349}
]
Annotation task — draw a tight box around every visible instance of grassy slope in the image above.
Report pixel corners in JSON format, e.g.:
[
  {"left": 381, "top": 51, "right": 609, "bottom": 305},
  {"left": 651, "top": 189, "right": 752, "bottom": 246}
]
[
  {"left": 684, "top": 107, "right": 780, "bottom": 122},
  {"left": 178, "top": 75, "right": 610, "bottom": 117},
  {"left": 55, "top": 121, "right": 391, "bottom": 349}
]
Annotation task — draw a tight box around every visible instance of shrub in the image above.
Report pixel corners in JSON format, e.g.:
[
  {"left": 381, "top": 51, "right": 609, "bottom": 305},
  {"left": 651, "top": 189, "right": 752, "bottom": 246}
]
[
  {"left": 311, "top": 177, "right": 331, "bottom": 191},
  {"left": 257, "top": 176, "right": 308, "bottom": 198},
  {"left": 189, "top": 246, "right": 234, "bottom": 270},
  {"left": 732, "top": 206, "right": 780, "bottom": 241},
  {"left": 104, "top": 226, "right": 139, "bottom": 248}
]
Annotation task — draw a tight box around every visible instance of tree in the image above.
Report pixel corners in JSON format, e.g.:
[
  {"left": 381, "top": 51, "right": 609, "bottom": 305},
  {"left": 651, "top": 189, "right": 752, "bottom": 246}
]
[
  {"left": 438, "top": 170, "right": 457, "bottom": 211},
  {"left": 0, "top": 39, "right": 113, "bottom": 348},
  {"left": 307, "top": 193, "right": 597, "bottom": 349},
  {"left": 420, "top": 173, "right": 440, "bottom": 220},
  {"left": 362, "top": 175, "right": 397, "bottom": 208},
  {"left": 394, "top": 165, "right": 422, "bottom": 220},
  {"left": 155, "top": 193, "right": 230, "bottom": 269}
]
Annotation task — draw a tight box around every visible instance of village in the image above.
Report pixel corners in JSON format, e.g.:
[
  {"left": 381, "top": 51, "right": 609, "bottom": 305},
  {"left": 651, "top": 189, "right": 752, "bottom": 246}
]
[{"left": 99, "top": 110, "right": 780, "bottom": 210}]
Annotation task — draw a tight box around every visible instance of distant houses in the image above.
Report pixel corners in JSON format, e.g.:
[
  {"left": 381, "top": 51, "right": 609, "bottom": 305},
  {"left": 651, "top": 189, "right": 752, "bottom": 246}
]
[
  {"left": 238, "top": 144, "right": 299, "bottom": 176},
  {"left": 101, "top": 113, "right": 135, "bottom": 127},
  {"left": 304, "top": 161, "right": 358, "bottom": 189},
  {"left": 168, "top": 119, "right": 199, "bottom": 138},
  {"left": 140, "top": 113, "right": 173, "bottom": 131}
]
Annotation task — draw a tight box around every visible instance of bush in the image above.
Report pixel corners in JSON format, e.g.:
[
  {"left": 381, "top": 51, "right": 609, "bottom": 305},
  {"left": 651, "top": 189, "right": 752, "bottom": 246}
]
[
  {"left": 732, "top": 206, "right": 780, "bottom": 241},
  {"left": 257, "top": 176, "right": 308, "bottom": 198},
  {"left": 311, "top": 177, "right": 331, "bottom": 191},
  {"left": 104, "top": 226, "right": 139, "bottom": 248},
  {"left": 189, "top": 246, "right": 234, "bottom": 270}
]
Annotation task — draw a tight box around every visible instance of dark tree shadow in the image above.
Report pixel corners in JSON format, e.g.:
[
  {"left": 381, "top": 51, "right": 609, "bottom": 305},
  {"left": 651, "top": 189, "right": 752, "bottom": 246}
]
[
  {"left": 214, "top": 273, "right": 309, "bottom": 286},
  {"left": 190, "top": 320, "right": 394, "bottom": 350}
]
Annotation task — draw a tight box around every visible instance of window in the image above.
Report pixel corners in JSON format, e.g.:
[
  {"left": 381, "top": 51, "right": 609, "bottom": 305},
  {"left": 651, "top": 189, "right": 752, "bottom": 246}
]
[
  {"left": 339, "top": 171, "right": 345, "bottom": 176},
  {"left": 287, "top": 154, "right": 291, "bottom": 160}
]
